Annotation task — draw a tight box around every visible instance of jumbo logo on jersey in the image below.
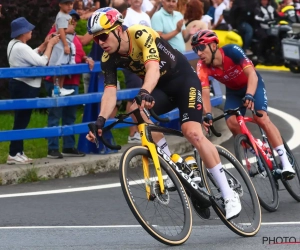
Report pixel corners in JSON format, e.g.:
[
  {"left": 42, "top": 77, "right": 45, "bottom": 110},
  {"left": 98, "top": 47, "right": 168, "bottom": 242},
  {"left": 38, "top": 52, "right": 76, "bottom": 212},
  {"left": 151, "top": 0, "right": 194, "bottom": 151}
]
[{"left": 188, "top": 87, "right": 197, "bottom": 109}]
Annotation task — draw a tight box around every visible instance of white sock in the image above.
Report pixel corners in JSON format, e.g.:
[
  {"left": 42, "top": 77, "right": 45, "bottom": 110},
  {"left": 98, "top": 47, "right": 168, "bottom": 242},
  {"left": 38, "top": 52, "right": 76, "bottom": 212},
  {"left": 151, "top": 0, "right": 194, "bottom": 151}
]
[
  {"left": 157, "top": 138, "right": 171, "bottom": 157},
  {"left": 275, "top": 145, "right": 293, "bottom": 170},
  {"left": 209, "top": 163, "right": 234, "bottom": 199}
]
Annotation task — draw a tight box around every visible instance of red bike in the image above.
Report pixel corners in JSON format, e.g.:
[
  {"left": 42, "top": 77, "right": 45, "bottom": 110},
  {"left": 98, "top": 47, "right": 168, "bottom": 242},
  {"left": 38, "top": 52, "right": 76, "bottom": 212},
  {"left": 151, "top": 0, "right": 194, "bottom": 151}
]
[{"left": 209, "top": 106, "right": 300, "bottom": 212}]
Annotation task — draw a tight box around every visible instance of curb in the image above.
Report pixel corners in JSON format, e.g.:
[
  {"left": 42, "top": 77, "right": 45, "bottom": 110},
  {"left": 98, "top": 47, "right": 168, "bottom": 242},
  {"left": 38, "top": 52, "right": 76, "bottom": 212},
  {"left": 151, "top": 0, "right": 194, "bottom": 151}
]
[
  {"left": 256, "top": 64, "right": 290, "bottom": 72},
  {"left": 0, "top": 107, "right": 232, "bottom": 185}
]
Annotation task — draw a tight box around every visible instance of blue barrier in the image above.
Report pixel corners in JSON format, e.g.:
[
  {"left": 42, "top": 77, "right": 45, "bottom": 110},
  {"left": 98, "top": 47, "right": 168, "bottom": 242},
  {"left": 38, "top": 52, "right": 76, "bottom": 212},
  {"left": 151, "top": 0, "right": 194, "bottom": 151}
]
[{"left": 0, "top": 51, "right": 223, "bottom": 153}]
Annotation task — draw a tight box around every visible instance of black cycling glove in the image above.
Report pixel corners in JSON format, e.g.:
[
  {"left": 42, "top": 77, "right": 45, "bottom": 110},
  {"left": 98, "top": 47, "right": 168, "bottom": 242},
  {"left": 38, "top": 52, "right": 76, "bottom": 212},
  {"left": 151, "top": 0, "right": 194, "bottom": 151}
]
[
  {"left": 242, "top": 93, "right": 255, "bottom": 104},
  {"left": 137, "top": 89, "right": 155, "bottom": 103},
  {"left": 95, "top": 116, "right": 106, "bottom": 130},
  {"left": 203, "top": 112, "right": 213, "bottom": 124}
]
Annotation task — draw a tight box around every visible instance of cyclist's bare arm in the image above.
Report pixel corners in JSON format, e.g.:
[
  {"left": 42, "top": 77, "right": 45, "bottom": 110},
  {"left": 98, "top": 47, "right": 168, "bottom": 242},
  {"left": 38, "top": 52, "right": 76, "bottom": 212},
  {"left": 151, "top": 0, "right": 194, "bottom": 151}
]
[
  {"left": 139, "top": 61, "right": 160, "bottom": 110},
  {"left": 243, "top": 66, "right": 258, "bottom": 110},
  {"left": 202, "top": 87, "right": 212, "bottom": 115},
  {"left": 99, "top": 86, "right": 117, "bottom": 119}
]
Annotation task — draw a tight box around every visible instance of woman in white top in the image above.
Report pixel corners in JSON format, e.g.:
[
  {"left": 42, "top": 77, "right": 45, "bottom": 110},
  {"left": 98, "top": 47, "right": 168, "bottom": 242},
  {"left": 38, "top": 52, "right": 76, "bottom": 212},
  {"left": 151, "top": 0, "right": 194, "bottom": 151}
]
[
  {"left": 212, "top": 0, "right": 228, "bottom": 30},
  {"left": 7, "top": 17, "right": 59, "bottom": 165}
]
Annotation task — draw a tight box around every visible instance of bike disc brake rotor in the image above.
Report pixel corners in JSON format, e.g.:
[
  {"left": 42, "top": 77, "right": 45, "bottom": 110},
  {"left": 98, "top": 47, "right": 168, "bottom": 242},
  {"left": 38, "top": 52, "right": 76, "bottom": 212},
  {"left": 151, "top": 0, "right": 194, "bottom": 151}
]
[{"left": 152, "top": 181, "right": 170, "bottom": 205}]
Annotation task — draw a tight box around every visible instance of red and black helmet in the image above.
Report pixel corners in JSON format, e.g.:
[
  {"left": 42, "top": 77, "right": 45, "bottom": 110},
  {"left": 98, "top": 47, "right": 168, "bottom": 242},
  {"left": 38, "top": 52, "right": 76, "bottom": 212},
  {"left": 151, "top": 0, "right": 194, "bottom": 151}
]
[{"left": 191, "top": 30, "right": 219, "bottom": 46}]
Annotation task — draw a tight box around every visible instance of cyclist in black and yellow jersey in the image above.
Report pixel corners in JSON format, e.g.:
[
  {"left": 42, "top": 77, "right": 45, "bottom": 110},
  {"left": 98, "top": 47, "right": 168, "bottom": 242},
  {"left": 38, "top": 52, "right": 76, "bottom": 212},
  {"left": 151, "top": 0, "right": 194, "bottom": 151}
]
[{"left": 85, "top": 7, "right": 241, "bottom": 220}]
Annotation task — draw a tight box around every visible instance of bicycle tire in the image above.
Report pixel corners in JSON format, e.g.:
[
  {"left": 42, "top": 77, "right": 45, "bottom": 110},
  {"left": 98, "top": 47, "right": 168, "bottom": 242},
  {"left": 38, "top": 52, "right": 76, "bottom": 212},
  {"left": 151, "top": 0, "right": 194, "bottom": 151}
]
[
  {"left": 234, "top": 134, "right": 279, "bottom": 212},
  {"left": 280, "top": 138, "right": 300, "bottom": 201},
  {"left": 119, "top": 146, "right": 192, "bottom": 246},
  {"left": 200, "top": 145, "right": 261, "bottom": 237}
]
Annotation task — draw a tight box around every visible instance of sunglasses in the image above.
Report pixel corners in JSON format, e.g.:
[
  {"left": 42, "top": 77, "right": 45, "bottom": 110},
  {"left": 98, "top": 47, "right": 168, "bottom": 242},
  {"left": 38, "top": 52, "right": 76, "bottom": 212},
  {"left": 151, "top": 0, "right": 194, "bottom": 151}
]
[
  {"left": 93, "top": 25, "right": 119, "bottom": 43},
  {"left": 192, "top": 44, "right": 206, "bottom": 53},
  {"left": 93, "top": 32, "right": 110, "bottom": 43}
]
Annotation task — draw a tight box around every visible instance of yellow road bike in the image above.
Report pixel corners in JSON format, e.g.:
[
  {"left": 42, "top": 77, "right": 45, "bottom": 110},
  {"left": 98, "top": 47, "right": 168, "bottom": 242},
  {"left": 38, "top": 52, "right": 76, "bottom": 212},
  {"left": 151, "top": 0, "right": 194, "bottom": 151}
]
[{"left": 88, "top": 103, "right": 261, "bottom": 246}]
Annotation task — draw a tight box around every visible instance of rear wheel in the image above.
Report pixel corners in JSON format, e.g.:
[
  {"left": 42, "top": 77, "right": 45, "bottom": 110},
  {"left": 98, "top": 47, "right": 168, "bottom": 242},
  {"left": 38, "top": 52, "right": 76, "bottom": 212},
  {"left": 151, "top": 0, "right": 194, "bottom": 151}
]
[
  {"left": 234, "top": 134, "right": 279, "bottom": 212},
  {"left": 119, "top": 146, "right": 192, "bottom": 246},
  {"left": 281, "top": 138, "right": 300, "bottom": 201},
  {"left": 200, "top": 145, "right": 261, "bottom": 237}
]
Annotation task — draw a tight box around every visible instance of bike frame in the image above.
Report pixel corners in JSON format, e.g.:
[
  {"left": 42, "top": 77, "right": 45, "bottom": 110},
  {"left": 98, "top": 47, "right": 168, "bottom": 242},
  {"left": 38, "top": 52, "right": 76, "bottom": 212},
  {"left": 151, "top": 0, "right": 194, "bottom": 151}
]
[
  {"left": 94, "top": 108, "right": 212, "bottom": 206},
  {"left": 235, "top": 110, "right": 274, "bottom": 171}
]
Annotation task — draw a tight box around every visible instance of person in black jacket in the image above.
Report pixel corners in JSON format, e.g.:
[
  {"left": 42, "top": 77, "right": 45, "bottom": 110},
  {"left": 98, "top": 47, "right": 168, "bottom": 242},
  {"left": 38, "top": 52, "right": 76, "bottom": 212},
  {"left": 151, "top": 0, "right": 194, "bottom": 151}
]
[{"left": 230, "top": 0, "right": 258, "bottom": 55}]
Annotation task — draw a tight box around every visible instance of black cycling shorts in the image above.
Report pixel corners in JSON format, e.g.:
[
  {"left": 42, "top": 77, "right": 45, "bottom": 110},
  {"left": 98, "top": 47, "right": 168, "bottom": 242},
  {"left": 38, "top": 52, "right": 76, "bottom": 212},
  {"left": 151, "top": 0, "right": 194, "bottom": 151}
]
[{"left": 151, "top": 57, "right": 203, "bottom": 125}]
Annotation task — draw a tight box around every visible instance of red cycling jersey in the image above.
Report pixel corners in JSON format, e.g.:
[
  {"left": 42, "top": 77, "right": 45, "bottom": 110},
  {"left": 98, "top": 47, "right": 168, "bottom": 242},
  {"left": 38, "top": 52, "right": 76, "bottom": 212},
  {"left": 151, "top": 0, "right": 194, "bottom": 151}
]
[{"left": 197, "top": 44, "right": 254, "bottom": 90}]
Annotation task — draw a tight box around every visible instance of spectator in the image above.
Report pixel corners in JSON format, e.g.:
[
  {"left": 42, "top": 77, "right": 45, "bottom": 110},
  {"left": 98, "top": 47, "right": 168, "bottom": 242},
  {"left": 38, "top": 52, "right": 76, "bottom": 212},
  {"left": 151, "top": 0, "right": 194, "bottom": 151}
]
[
  {"left": 177, "top": 0, "right": 188, "bottom": 14},
  {"left": 200, "top": 0, "right": 214, "bottom": 28},
  {"left": 93, "top": 0, "right": 112, "bottom": 9},
  {"left": 212, "top": 0, "right": 228, "bottom": 30},
  {"left": 6, "top": 17, "right": 60, "bottom": 165},
  {"left": 82, "top": 0, "right": 128, "bottom": 95},
  {"left": 125, "top": 0, "right": 151, "bottom": 27},
  {"left": 45, "top": 9, "right": 94, "bottom": 159},
  {"left": 230, "top": 0, "right": 258, "bottom": 55},
  {"left": 184, "top": 0, "right": 208, "bottom": 51},
  {"left": 142, "top": 0, "right": 161, "bottom": 18},
  {"left": 48, "top": 0, "right": 76, "bottom": 97},
  {"left": 74, "top": 0, "right": 85, "bottom": 15},
  {"left": 151, "top": 0, "right": 197, "bottom": 53},
  {"left": 254, "top": 0, "right": 279, "bottom": 62},
  {"left": 206, "top": 0, "right": 216, "bottom": 23},
  {"left": 123, "top": 0, "right": 151, "bottom": 143}
]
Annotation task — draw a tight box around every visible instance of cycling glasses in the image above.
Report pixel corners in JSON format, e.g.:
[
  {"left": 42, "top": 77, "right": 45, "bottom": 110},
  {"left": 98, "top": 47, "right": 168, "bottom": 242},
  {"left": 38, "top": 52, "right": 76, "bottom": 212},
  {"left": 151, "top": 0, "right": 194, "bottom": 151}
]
[
  {"left": 93, "top": 25, "right": 119, "bottom": 43},
  {"left": 192, "top": 44, "right": 206, "bottom": 53},
  {"left": 94, "top": 32, "right": 110, "bottom": 43}
]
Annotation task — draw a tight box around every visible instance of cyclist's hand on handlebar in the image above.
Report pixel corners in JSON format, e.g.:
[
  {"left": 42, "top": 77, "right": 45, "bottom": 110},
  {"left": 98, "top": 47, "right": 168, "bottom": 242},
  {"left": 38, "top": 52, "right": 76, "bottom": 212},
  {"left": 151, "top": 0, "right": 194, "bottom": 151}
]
[
  {"left": 86, "top": 116, "right": 106, "bottom": 143},
  {"left": 242, "top": 93, "right": 255, "bottom": 111},
  {"left": 137, "top": 88, "right": 155, "bottom": 110},
  {"left": 202, "top": 113, "right": 213, "bottom": 133}
]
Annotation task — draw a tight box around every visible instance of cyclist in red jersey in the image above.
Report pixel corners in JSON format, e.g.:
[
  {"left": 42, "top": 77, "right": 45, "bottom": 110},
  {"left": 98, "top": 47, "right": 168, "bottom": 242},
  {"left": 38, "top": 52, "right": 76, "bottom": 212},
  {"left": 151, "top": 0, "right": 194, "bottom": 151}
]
[{"left": 191, "top": 30, "right": 295, "bottom": 181}]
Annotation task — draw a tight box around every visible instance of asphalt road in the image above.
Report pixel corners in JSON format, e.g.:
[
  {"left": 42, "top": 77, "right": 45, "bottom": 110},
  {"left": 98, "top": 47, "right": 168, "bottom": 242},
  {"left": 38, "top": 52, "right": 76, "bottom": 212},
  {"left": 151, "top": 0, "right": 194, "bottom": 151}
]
[{"left": 0, "top": 70, "right": 299, "bottom": 249}]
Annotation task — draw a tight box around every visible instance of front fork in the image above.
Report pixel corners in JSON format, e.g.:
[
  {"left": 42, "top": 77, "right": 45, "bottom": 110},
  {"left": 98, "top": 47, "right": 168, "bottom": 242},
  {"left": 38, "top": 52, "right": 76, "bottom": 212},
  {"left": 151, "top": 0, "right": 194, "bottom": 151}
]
[{"left": 138, "top": 124, "right": 165, "bottom": 200}]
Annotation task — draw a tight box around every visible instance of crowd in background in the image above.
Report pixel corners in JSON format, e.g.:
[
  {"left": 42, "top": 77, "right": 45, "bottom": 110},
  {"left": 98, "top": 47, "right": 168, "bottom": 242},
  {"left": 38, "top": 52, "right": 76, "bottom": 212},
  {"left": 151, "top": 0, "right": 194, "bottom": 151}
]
[{"left": 3, "top": 0, "right": 300, "bottom": 164}]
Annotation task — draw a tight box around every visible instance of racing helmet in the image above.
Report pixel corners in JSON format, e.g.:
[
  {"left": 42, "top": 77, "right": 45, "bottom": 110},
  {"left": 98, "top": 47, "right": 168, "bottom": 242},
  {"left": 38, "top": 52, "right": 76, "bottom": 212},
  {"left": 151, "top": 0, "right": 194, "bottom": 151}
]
[
  {"left": 87, "top": 7, "right": 124, "bottom": 36},
  {"left": 191, "top": 30, "right": 219, "bottom": 46}
]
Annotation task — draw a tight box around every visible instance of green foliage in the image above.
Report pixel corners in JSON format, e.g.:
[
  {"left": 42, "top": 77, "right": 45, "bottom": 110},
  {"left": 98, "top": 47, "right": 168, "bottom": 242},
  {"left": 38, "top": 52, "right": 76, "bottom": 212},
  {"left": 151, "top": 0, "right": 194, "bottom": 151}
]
[
  {"left": 17, "top": 166, "right": 48, "bottom": 184},
  {"left": 0, "top": 107, "right": 129, "bottom": 164}
]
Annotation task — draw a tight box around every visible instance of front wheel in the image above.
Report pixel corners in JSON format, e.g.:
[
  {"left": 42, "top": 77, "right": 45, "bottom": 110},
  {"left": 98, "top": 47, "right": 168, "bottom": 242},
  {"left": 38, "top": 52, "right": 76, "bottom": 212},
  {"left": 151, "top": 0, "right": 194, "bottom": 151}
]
[
  {"left": 200, "top": 145, "right": 261, "bottom": 237},
  {"left": 119, "top": 146, "right": 192, "bottom": 246},
  {"left": 234, "top": 134, "right": 279, "bottom": 212},
  {"left": 281, "top": 138, "right": 300, "bottom": 201}
]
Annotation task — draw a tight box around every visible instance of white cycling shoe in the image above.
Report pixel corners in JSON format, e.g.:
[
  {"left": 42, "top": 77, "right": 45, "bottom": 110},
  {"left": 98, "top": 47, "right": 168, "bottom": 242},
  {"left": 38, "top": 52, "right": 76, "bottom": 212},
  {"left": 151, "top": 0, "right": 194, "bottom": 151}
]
[{"left": 224, "top": 191, "right": 242, "bottom": 220}]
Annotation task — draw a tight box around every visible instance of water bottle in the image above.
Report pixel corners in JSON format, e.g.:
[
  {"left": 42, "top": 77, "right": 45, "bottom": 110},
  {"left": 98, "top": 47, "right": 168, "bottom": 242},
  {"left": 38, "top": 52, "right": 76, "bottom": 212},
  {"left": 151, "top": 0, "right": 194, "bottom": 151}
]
[
  {"left": 185, "top": 156, "right": 201, "bottom": 183},
  {"left": 53, "top": 78, "right": 60, "bottom": 97},
  {"left": 171, "top": 154, "right": 191, "bottom": 174}
]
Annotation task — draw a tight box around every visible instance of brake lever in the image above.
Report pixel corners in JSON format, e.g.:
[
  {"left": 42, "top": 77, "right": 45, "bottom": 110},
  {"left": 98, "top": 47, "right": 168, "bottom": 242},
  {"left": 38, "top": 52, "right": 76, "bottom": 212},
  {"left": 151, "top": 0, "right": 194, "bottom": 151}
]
[{"left": 88, "top": 123, "right": 99, "bottom": 148}]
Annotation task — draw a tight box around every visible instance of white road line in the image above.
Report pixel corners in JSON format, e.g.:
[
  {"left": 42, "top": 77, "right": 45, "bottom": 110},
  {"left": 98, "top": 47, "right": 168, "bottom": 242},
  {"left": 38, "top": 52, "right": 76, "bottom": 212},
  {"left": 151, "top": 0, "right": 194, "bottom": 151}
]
[
  {"left": 268, "top": 107, "right": 300, "bottom": 151},
  {"left": 0, "top": 183, "right": 121, "bottom": 198},
  {"left": 0, "top": 222, "right": 299, "bottom": 229},
  {"left": 0, "top": 104, "right": 298, "bottom": 199}
]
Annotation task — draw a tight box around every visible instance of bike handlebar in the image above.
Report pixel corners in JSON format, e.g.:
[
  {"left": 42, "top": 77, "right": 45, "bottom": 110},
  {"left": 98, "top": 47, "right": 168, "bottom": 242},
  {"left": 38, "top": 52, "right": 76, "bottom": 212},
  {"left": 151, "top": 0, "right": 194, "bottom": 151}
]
[
  {"left": 87, "top": 95, "right": 170, "bottom": 150},
  {"left": 206, "top": 106, "right": 263, "bottom": 137}
]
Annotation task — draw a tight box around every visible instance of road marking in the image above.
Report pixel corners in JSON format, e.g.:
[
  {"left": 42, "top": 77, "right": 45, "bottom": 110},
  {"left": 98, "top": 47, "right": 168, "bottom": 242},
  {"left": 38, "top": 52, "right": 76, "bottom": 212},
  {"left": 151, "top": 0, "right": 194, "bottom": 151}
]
[
  {"left": 0, "top": 103, "right": 298, "bottom": 199},
  {"left": 0, "top": 222, "right": 299, "bottom": 229},
  {"left": 0, "top": 183, "right": 122, "bottom": 198}
]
